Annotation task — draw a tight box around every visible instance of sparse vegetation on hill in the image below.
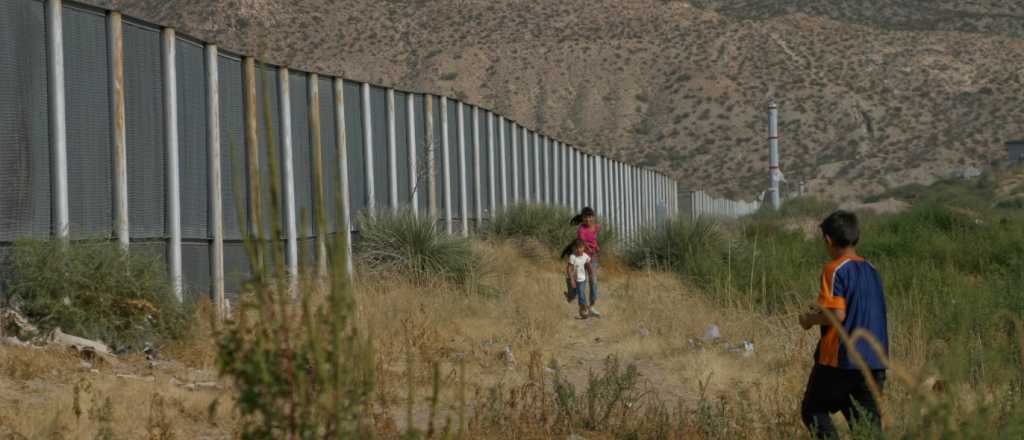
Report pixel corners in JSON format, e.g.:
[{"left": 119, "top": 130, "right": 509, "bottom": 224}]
[{"left": 75, "top": 0, "right": 1024, "bottom": 201}]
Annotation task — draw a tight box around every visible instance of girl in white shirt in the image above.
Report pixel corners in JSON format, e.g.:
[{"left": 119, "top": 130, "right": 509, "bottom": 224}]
[{"left": 562, "top": 239, "right": 596, "bottom": 319}]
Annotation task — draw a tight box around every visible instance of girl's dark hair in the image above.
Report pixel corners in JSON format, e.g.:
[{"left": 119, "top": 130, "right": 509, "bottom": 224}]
[
  {"left": 561, "top": 238, "right": 585, "bottom": 259},
  {"left": 570, "top": 207, "right": 596, "bottom": 225}
]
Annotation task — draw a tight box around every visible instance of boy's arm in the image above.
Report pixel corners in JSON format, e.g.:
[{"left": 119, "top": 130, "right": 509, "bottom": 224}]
[
  {"left": 799, "top": 307, "right": 846, "bottom": 330},
  {"left": 585, "top": 261, "right": 593, "bottom": 278}
]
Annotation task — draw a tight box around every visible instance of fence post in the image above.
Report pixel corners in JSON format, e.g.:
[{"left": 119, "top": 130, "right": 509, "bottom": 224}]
[
  {"left": 456, "top": 102, "right": 468, "bottom": 236},
  {"left": 440, "top": 96, "right": 452, "bottom": 234},
  {"left": 161, "top": 29, "right": 183, "bottom": 300},
  {"left": 487, "top": 112, "right": 496, "bottom": 217},
  {"left": 46, "top": 0, "right": 69, "bottom": 241},
  {"left": 333, "top": 79, "right": 354, "bottom": 278},
  {"left": 522, "top": 129, "right": 531, "bottom": 204},
  {"left": 108, "top": 11, "right": 129, "bottom": 249},
  {"left": 361, "top": 83, "right": 375, "bottom": 214},
  {"left": 499, "top": 116, "right": 507, "bottom": 209},
  {"left": 205, "top": 44, "right": 225, "bottom": 316},
  {"left": 425, "top": 96, "right": 436, "bottom": 220},
  {"left": 542, "top": 136, "right": 549, "bottom": 204},
  {"left": 511, "top": 123, "right": 519, "bottom": 203},
  {"left": 472, "top": 106, "right": 482, "bottom": 229},
  {"left": 278, "top": 67, "right": 298, "bottom": 292},
  {"left": 309, "top": 74, "right": 327, "bottom": 277},
  {"left": 243, "top": 58, "right": 260, "bottom": 246},
  {"left": 536, "top": 130, "right": 544, "bottom": 202},
  {"left": 387, "top": 89, "right": 398, "bottom": 211},
  {"left": 568, "top": 148, "right": 575, "bottom": 209}
]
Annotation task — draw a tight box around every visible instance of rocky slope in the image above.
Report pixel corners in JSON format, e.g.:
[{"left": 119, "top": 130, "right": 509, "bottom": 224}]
[{"left": 83, "top": 0, "right": 1024, "bottom": 201}]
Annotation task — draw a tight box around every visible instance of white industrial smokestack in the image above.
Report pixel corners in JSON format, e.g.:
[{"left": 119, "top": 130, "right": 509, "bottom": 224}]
[{"left": 768, "top": 100, "right": 781, "bottom": 211}]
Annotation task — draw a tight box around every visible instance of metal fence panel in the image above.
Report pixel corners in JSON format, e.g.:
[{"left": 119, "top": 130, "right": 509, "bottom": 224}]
[
  {"left": 124, "top": 20, "right": 165, "bottom": 238},
  {"left": 289, "top": 70, "right": 314, "bottom": 237},
  {"left": 176, "top": 37, "right": 209, "bottom": 240},
  {"left": 462, "top": 104, "right": 476, "bottom": 218},
  {"left": 370, "top": 86, "right": 389, "bottom": 209},
  {"left": 318, "top": 76, "right": 338, "bottom": 233},
  {"left": 342, "top": 80, "right": 367, "bottom": 220},
  {"left": 431, "top": 96, "right": 446, "bottom": 217},
  {"left": 504, "top": 121, "right": 514, "bottom": 204},
  {"left": 181, "top": 241, "right": 210, "bottom": 299},
  {"left": 223, "top": 241, "right": 249, "bottom": 294},
  {"left": 395, "top": 91, "right": 411, "bottom": 206},
  {"left": 445, "top": 99, "right": 461, "bottom": 217},
  {"left": 479, "top": 110, "right": 491, "bottom": 218},
  {"left": 0, "top": 0, "right": 50, "bottom": 242},
  {"left": 218, "top": 54, "right": 246, "bottom": 240},
  {"left": 413, "top": 94, "right": 428, "bottom": 212},
  {"left": 255, "top": 64, "right": 279, "bottom": 236},
  {"left": 63, "top": 4, "right": 111, "bottom": 239}
]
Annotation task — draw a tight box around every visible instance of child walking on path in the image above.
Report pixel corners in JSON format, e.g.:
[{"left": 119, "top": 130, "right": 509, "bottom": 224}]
[
  {"left": 572, "top": 207, "right": 601, "bottom": 317},
  {"left": 798, "top": 210, "right": 890, "bottom": 439},
  {"left": 562, "top": 239, "right": 596, "bottom": 319}
]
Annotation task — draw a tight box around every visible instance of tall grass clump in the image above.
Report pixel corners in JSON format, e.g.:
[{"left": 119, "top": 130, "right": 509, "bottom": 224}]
[
  {"left": 625, "top": 217, "right": 732, "bottom": 285},
  {"left": 487, "top": 203, "right": 575, "bottom": 251},
  {"left": 354, "top": 209, "right": 478, "bottom": 285},
  {"left": 4, "top": 239, "right": 189, "bottom": 350},
  {"left": 215, "top": 68, "right": 375, "bottom": 438}
]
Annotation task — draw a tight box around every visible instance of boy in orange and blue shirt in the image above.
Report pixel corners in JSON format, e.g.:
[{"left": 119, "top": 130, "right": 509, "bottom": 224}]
[{"left": 799, "top": 210, "right": 889, "bottom": 439}]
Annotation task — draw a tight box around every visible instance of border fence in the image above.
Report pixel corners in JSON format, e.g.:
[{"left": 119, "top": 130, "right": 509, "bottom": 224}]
[
  {"left": 0, "top": 0, "right": 756, "bottom": 306},
  {"left": 682, "top": 190, "right": 761, "bottom": 220}
]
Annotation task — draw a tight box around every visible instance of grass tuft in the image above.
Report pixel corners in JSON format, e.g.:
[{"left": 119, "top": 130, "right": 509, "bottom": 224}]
[{"left": 354, "top": 209, "right": 479, "bottom": 286}]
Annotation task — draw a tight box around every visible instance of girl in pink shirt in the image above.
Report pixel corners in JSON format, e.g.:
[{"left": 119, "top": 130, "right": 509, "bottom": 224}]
[{"left": 570, "top": 207, "right": 601, "bottom": 317}]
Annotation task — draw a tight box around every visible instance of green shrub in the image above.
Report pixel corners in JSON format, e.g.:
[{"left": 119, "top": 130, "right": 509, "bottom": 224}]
[
  {"left": 354, "top": 209, "right": 478, "bottom": 285},
  {"left": 216, "top": 75, "right": 375, "bottom": 438},
  {"left": 4, "top": 239, "right": 189, "bottom": 350},
  {"left": 487, "top": 203, "right": 575, "bottom": 251}
]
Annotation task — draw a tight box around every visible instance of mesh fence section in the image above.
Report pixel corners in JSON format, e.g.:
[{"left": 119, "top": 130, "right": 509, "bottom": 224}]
[
  {"left": 124, "top": 21, "right": 165, "bottom": 238},
  {"left": 218, "top": 54, "right": 247, "bottom": 240},
  {"left": 299, "top": 237, "right": 315, "bottom": 270},
  {"left": 318, "top": 76, "right": 337, "bottom": 234},
  {"left": 431, "top": 95, "right": 445, "bottom": 217},
  {"left": 223, "top": 241, "right": 249, "bottom": 294},
  {"left": 370, "top": 86, "right": 389, "bottom": 209},
  {"left": 131, "top": 240, "right": 168, "bottom": 272},
  {"left": 462, "top": 103, "right": 476, "bottom": 218},
  {"left": 413, "top": 94, "right": 428, "bottom": 212},
  {"left": 504, "top": 120, "right": 513, "bottom": 204},
  {"left": 63, "top": 4, "right": 112, "bottom": 239},
  {"left": 479, "top": 110, "right": 491, "bottom": 218},
  {"left": 0, "top": 0, "right": 50, "bottom": 241},
  {"left": 255, "top": 64, "right": 279, "bottom": 237},
  {"left": 176, "top": 38, "right": 209, "bottom": 240},
  {"left": 395, "top": 91, "right": 411, "bottom": 206},
  {"left": 445, "top": 99, "right": 461, "bottom": 216},
  {"left": 181, "top": 241, "right": 210, "bottom": 301},
  {"left": 343, "top": 80, "right": 366, "bottom": 218},
  {"left": 289, "top": 71, "right": 314, "bottom": 238},
  {"left": 0, "top": 244, "right": 10, "bottom": 298}
]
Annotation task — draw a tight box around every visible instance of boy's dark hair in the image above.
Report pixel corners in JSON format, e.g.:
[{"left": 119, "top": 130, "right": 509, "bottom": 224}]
[
  {"left": 820, "top": 210, "right": 859, "bottom": 248},
  {"left": 560, "top": 238, "right": 586, "bottom": 259},
  {"left": 570, "top": 207, "right": 596, "bottom": 226}
]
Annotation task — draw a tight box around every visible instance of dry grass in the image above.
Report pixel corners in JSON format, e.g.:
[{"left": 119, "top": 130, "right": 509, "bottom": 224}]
[{"left": 0, "top": 238, "right": 1013, "bottom": 438}]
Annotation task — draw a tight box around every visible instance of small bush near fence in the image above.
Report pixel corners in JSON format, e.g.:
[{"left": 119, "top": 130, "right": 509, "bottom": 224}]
[
  {"left": 354, "top": 209, "right": 479, "bottom": 286},
  {"left": 4, "top": 240, "right": 190, "bottom": 351},
  {"left": 487, "top": 203, "right": 619, "bottom": 257},
  {"left": 487, "top": 203, "right": 576, "bottom": 251}
]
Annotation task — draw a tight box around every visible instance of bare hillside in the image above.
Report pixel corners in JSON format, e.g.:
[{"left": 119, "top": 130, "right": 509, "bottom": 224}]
[{"left": 83, "top": 0, "right": 1024, "bottom": 201}]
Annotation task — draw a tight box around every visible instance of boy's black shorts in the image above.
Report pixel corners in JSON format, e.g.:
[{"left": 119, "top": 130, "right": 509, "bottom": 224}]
[{"left": 801, "top": 364, "right": 886, "bottom": 436}]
